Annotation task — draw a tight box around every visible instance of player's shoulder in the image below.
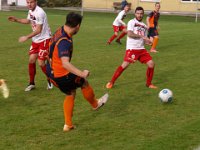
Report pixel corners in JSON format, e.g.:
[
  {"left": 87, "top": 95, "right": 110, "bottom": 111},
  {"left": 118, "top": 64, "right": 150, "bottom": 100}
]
[
  {"left": 128, "top": 18, "right": 136, "bottom": 24},
  {"left": 119, "top": 10, "right": 125, "bottom": 15},
  {"left": 148, "top": 11, "right": 154, "bottom": 16},
  {"left": 57, "top": 37, "right": 72, "bottom": 47},
  {"left": 35, "top": 6, "right": 46, "bottom": 16}
]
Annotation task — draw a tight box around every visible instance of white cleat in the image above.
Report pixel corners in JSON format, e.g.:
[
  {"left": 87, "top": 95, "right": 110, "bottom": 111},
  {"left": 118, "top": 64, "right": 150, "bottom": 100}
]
[
  {"left": 93, "top": 93, "right": 109, "bottom": 110},
  {"left": 25, "top": 84, "right": 35, "bottom": 92},
  {"left": 47, "top": 81, "right": 53, "bottom": 90},
  {"left": 0, "top": 79, "right": 9, "bottom": 99}
]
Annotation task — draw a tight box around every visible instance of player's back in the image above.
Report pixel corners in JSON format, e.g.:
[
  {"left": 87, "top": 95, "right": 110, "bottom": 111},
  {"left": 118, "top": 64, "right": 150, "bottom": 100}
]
[
  {"left": 113, "top": 10, "right": 126, "bottom": 26},
  {"left": 48, "top": 27, "right": 73, "bottom": 78}
]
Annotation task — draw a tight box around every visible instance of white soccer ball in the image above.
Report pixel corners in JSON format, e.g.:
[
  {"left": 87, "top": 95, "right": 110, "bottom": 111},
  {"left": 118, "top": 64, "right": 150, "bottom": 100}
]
[{"left": 158, "top": 89, "right": 173, "bottom": 103}]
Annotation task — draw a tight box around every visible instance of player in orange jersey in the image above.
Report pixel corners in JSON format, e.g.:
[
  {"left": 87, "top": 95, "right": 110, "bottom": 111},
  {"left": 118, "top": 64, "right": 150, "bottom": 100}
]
[
  {"left": 8, "top": 0, "right": 53, "bottom": 91},
  {"left": 107, "top": 5, "right": 130, "bottom": 45},
  {"left": 146, "top": 2, "right": 161, "bottom": 53},
  {"left": 47, "top": 12, "right": 109, "bottom": 132}
]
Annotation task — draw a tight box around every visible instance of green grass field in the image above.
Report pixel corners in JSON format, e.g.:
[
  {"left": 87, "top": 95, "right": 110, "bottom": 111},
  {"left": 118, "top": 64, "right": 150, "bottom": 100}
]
[{"left": 0, "top": 9, "right": 200, "bottom": 150}]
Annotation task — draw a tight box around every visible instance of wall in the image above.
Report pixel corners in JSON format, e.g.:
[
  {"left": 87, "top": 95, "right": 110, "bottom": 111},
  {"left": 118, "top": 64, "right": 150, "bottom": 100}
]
[
  {"left": 83, "top": 0, "right": 200, "bottom": 13},
  {"left": 7, "top": 0, "right": 26, "bottom": 6}
]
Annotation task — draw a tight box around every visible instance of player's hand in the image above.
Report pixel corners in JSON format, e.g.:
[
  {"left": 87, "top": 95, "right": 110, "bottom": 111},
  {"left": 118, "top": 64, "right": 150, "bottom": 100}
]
[
  {"left": 143, "top": 37, "right": 152, "bottom": 46},
  {"left": 157, "top": 26, "right": 160, "bottom": 32},
  {"left": 82, "top": 70, "right": 90, "bottom": 78},
  {"left": 18, "top": 36, "right": 29, "bottom": 43},
  {"left": 8, "top": 16, "right": 17, "bottom": 22}
]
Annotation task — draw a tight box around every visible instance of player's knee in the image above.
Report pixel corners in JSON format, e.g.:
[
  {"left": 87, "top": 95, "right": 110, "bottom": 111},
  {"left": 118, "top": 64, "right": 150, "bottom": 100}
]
[
  {"left": 38, "top": 61, "right": 45, "bottom": 67},
  {"left": 114, "top": 32, "right": 118, "bottom": 36},
  {"left": 81, "top": 80, "right": 89, "bottom": 88},
  {"left": 29, "top": 58, "right": 36, "bottom": 64},
  {"left": 123, "top": 29, "right": 127, "bottom": 33},
  {"left": 148, "top": 61, "right": 155, "bottom": 68}
]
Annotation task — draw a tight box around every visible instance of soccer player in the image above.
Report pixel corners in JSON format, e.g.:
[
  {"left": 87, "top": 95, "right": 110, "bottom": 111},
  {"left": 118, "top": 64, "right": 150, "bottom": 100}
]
[
  {"left": 121, "top": 0, "right": 128, "bottom": 10},
  {"left": 8, "top": 0, "right": 53, "bottom": 91},
  {"left": 0, "top": 79, "right": 9, "bottom": 98},
  {"left": 106, "top": 7, "right": 157, "bottom": 89},
  {"left": 146, "top": 2, "right": 161, "bottom": 53},
  {"left": 107, "top": 5, "right": 130, "bottom": 45},
  {"left": 46, "top": 12, "right": 109, "bottom": 132}
]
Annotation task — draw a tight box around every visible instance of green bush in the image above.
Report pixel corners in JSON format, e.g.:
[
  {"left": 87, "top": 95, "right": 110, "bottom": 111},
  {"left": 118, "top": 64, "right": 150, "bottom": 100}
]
[
  {"left": 37, "top": 0, "right": 47, "bottom": 7},
  {"left": 46, "top": 0, "right": 81, "bottom": 7}
]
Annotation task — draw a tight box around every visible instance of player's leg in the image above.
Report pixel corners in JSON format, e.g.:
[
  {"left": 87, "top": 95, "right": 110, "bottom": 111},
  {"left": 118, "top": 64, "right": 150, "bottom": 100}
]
[
  {"left": 138, "top": 50, "right": 157, "bottom": 88},
  {"left": 106, "top": 49, "right": 135, "bottom": 89},
  {"left": 25, "top": 53, "right": 37, "bottom": 91},
  {"left": 116, "top": 26, "right": 127, "bottom": 44},
  {"left": 53, "top": 74, "right": 77, "bottom": 131},
  {"left": 107, "top": 26, "right": 119, "bottom": 44},
  {"left": 37, "top": 39, "right": 53, "bottom": 90},
  {"left": 150, "top": 28, "right": 159, "bottom": 52},
  {"left": 63, "top": 91, "right": 76, "bottom": 132},
  {"left": 106, "top": 61, "right": 130, "bottom": 89},
  {"left": 146, "top": 60, "right": 157, "bottom": 89},
  {"left": 81, "top": 80, "right": 108, "bottom": 110}
]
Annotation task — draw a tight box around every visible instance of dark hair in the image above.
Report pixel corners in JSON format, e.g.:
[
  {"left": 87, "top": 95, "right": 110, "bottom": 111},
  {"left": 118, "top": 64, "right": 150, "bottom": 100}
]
[
  {"left": 65, "top": 12, "right": 82, "bottom": 27},
  {"left": 135, "top": 6, "right": 144, "bottom": 13},
  {"left": 155, "top": 2, "right": 160, "bottom": 6}
]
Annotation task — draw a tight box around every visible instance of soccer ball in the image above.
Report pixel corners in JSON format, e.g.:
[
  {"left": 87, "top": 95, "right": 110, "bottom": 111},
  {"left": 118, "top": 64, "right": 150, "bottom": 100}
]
[{"left": 158, "top": 89, "right": 173, "bottom": 103}]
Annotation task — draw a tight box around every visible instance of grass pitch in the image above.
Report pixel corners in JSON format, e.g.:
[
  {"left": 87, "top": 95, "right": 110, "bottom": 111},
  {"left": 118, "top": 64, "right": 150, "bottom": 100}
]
[{"left": 0, "top": 9, "right": 200, "bottom": 150}]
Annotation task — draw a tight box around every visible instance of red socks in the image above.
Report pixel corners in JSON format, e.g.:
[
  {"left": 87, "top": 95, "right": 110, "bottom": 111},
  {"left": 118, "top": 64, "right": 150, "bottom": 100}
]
[
  {"left": 110, "top": 66, "right": 125, "bottom": 84},
  {"left": 108, "top": 34, "right": 117, "bottom": 43},
  {"left": 117, "top": 32, "right": 126, "bottom": 41},
  {"left": 146, "top": 67, "right": 154, "bottom": 86},
  {"left": 29, "top": 63, "right": 36, "bottom": 84}
]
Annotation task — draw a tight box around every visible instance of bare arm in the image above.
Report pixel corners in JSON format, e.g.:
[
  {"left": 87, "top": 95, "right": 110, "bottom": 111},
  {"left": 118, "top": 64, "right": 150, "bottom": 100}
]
[
  {"left": 8, "top": 16, "right": 30, "bottom": 24},
  {"left": 127, "top": 30, "right": 143, "bottom": 39},
  {"left": 18, "top": 24, "right": 43, "bottom": 42},
  {"left": 118, "top": 19, "right": 126, "bottom": 26},
  {"left": 61, "top": 57, "right": 89, "bottom": 78},
  {"left": 127, "top": 30, "right": 152, "bottom": 45},
  {"left": 146, "top": 16, "right": 150, "bottom": 29}
]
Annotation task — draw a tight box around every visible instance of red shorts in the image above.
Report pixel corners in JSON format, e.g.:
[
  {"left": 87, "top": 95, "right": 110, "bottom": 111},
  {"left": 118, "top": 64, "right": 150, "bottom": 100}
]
[
  {"left": 29, "top": 39, "right": 50, "bottom": 60},
  {"left": 113, "top": 25, "right": 126, "bottom": 32},
  {"left": 124, "top": 49, "right": 152, "bottom": 63}
]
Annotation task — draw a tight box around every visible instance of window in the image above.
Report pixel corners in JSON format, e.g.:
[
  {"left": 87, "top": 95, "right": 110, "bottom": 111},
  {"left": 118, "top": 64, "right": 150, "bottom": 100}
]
[
  {"left": 181, "top": 0, "right": 199, "bottom": 2},
  {"left": 141, "top": 0, "right": 161, "bottom": 1}
]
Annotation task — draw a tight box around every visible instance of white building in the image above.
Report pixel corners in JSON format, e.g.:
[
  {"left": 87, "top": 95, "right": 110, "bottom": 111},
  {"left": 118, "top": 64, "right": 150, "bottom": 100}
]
[{"left": 8, "top": 0, "right": 26, "bottom": 6}]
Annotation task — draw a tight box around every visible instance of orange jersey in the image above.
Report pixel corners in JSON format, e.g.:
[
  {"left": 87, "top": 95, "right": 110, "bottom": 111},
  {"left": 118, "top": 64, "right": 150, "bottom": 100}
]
[
  {"left": 48, "top": 26, "right": 73, "bottom": 78},
  {"left": 148, "top": 11, "right": 160, "bottom": 28}
]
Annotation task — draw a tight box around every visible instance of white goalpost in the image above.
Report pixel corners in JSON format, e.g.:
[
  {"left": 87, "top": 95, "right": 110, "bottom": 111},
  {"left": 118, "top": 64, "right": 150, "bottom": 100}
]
[
  {"left": 0, "top": 0, "right": 1, "bottom": 10},
  {"left": 195, "top": 0, "right": 199, "bottom": 22}
]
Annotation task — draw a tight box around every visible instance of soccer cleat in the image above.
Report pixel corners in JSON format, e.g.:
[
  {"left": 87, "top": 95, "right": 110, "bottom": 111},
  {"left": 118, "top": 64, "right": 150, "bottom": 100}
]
[
  {"left": 148, "top": 84, "right": 158, "bottom": 89},
  {"left": 0, "top": 79, "right": 9, "bottom": 98},
  {"left": 107, "top": 41, "right": 111, "bottom": 45},
  {"left": 63, "top": 124, "right": 75, "bottom": 132},
  {"left": 115, "top": 39, "right": 122, "bottom": 45},
  {"left": 47, "top": 80, "right": 53, "bottom": 90},
  {"left": 93, "top": 93, "right": 109, "bottom": 110},
  {"left": 25, "top": 84, "right": 35, "bottom": 92},
  {"left": 150, "top": 49, "right": 158, "bottom": 53},
  {"left": 106, "top": 82, "right": 113, "bottom": 89}
]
